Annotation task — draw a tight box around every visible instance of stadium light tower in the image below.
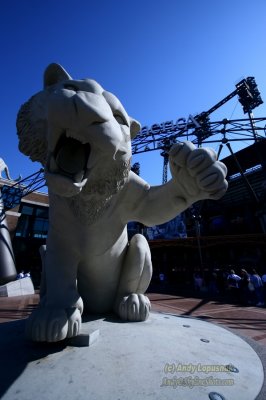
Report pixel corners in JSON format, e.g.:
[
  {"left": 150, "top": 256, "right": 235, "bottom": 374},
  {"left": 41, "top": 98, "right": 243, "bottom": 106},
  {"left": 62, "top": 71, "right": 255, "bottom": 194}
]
[
  {"left": 191, "top": 112, "right": 212, "bottom": 146},
  {"left": 131, "top": 162, "right": 140, "bottom": 176},
  {"left": 159, "top": 138, "right": 177, "bottom": 184},
  {"left": 236, "top": 77, "right": 263, "bottom": 142},
  {"left": 236, "top": 77, "right": 263, "bottom": 114}
]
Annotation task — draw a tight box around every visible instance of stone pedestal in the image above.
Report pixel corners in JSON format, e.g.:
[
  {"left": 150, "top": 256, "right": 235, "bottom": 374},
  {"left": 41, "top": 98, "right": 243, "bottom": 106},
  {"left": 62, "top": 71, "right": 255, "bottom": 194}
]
[
  {"left": 0, "top": 312, "right": 263, "bottom": 399},
  {"left": 0, "top": 277, "right": 34, "bottom": 297}
]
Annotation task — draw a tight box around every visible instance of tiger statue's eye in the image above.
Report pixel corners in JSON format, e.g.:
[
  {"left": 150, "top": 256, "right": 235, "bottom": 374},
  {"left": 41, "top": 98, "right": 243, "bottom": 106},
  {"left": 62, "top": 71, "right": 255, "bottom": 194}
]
[
  {"left": 114, "top": 113, "right": 127, "bottom": 125},
  {"left": 64, "top": 84, "right": 78, "bottom": 92}
]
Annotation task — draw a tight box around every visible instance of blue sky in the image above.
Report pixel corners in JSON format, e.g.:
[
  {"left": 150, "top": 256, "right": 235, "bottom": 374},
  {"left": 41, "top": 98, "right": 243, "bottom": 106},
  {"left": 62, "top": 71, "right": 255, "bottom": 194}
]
[{"left": 1, "top": 0, "right": 266, "bottom": 186}]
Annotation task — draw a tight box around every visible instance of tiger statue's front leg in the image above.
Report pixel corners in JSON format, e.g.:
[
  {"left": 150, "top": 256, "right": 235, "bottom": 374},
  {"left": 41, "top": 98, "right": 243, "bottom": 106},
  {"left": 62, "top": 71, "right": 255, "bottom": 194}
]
[
  {"left": 113, "top": 234, "right": 152, "bottom": 321},
  {"left": 25, "top": 243, "right": 83, "bottom": 342}
]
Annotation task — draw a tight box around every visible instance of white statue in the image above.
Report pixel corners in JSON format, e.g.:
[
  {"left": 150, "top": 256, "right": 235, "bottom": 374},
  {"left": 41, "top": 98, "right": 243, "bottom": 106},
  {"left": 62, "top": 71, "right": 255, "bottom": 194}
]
[
  {"left": 0, "top": 157, "right": 21, "bottom": 181},
  {"left": 0, "top": 158, "right": 12, "bottom": 180},
  {"left": 17, "top": 64, "right": 228, "bottom": 342}
]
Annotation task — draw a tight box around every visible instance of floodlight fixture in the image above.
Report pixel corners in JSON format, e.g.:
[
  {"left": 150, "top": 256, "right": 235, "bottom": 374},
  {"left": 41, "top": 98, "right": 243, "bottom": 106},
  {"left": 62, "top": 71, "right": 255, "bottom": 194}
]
[
  {"left": 131, "top": 162, "right": 140, "bottom": 176},
  {"left": 193, "top": 112, "right": 212, "bottom": 144},
  {"left": 236, "top": 77, "right": 263, "bottom": 114}
]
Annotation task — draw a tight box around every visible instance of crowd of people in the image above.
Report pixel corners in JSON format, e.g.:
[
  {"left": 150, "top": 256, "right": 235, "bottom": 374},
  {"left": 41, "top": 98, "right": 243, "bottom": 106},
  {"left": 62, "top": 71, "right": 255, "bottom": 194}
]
[
  {"left": 17, "top": 270, "right": 31, "bottom": 279},
  {"left": 193, "top": 267, "right": 266, "bottom": 307}
]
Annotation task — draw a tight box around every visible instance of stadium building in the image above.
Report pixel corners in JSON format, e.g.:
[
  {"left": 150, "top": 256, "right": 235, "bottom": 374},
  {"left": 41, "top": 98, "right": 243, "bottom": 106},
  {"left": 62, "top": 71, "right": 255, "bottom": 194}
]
[{"left": 1, "top": 140, "right": 266, "bottom": 286}]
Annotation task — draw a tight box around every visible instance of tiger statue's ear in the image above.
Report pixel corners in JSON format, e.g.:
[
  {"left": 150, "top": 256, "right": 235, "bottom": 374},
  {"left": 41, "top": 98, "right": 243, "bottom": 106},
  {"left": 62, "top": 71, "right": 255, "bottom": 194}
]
[
  {"left": 44, "top": 63, "right": 72, "bottom": 88},
  {"left": 130, "top": 118, "right": 141, "bottom": 139}
]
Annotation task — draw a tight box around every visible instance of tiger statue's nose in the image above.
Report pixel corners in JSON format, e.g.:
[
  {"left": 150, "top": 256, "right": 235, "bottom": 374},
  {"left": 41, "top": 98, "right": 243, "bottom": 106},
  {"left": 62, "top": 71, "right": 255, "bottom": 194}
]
[
  {"left": 47, "top": 89, "right": 113, "bottom": 131},
  {"left": 73, "top": 91, "right": 113, "bottom": 126}
]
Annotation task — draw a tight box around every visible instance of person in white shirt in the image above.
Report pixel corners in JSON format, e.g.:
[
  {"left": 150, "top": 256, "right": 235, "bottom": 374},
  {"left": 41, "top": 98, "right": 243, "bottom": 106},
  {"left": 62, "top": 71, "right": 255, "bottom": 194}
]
[{"left": 227, "top": 269, "right": 241, "bottom": 288}]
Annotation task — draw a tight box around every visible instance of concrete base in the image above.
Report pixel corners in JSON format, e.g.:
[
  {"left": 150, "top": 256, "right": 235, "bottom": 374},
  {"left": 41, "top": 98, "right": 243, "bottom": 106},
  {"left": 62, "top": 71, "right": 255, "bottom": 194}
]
[
  {"left": 0, "top": 277, "right": 34, "bottom": 297},
  {"left": 0, "top": 312, "right": 263, "bottom": 399}
]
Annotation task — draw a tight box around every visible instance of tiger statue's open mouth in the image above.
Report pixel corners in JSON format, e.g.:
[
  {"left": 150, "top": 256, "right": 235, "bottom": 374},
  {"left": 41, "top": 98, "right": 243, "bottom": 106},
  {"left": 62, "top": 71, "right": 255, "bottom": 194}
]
[{"left": 46, "top": 135, "right": 92, "bottom": 196}]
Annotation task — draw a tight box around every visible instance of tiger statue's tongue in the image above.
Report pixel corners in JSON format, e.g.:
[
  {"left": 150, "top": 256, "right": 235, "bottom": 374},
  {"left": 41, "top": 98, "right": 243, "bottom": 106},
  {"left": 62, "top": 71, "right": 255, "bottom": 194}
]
[
  {"left": 55, "top": 137, "right": 90, "bottom": 181},
  {"left": 45, "top": 137, "right": 91, "bottom": 197}
]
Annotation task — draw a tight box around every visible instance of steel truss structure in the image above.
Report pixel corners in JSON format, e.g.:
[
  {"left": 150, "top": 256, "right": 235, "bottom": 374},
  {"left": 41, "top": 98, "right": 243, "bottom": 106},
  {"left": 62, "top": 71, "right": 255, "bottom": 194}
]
[
  {"left": 2, "top": 77, "right": 265, "bottom": 208},
  {"left": 132, "top": 116, "right": 266, "bottom": 153},
  {"left": 132, "top": 77, "right": 264, "bottom": 183},
  {"left": 1, "top": 169, "right": 45, "bottom": 210}
]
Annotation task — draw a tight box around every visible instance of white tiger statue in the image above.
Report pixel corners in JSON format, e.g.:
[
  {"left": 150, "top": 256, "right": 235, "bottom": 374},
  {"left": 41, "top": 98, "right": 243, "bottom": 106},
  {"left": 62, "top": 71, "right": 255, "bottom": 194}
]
[{"left": 17, "top": 63, "right": 228, "bottom": 342}]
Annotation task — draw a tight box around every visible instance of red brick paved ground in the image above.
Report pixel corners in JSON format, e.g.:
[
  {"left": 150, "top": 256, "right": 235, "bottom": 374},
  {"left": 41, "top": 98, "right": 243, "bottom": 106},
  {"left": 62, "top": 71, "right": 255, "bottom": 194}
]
[
  {"left": 148, "top": 292, "right": 266, "bottom": 345},
  {"left": 0, "top": 293, "right": 39, "bottom": 323},
  {"left": 1, "top": 292, "right": 266, "bottom": 346}
]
